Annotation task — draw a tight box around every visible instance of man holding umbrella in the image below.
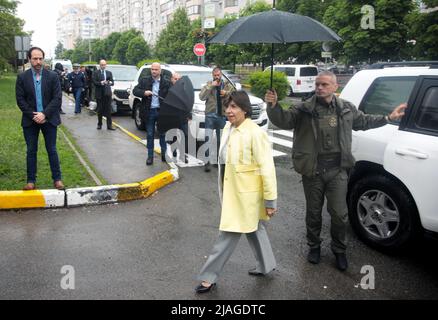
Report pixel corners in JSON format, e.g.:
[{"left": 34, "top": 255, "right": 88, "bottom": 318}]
[
  {"left": 133, "top": 62, "right": 180, "bottom": 165},
  {"left": 265, "top": 72, "right": 407, "bottom": 271}
]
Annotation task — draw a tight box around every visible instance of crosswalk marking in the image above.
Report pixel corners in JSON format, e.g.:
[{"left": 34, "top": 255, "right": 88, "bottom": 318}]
[
  {"left": 274, "top": 130, "right": 294, "bottom": 139},
  {"left": 269, "top": 136, "right": 293, "bottom": 149},
  {"left": 142, "top": 132, "right": 293, "bottom": 167}
]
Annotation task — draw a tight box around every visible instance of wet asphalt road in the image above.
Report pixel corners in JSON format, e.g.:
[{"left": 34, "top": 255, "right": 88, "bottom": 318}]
[
  {"left": 1, "top": 99, "right": 437, "bottom": 300},
  {"left": 1, "top": 157, "right": 438, "bottom": 299}
]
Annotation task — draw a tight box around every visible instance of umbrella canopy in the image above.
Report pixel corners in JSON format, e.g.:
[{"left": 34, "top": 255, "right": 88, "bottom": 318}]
[
  {"left": 157, "top": 76, "right": 194, "bottom": 133},
  {"left": 161, "top": 76, "right": 194, "bottom": 114},
  {"left": 207, "top": 9, "right": 341, "bottom": 88},
  {"left": 207, "top": 10, "right": 341, "bottom": 44}
]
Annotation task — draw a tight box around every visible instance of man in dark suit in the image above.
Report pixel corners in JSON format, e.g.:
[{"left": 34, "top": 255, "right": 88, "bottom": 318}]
[
  {"left": 15, "top": 47, "right": 64, "bottom": 191},
  {"left": 133, "top": 62, "right": 172, "bottom": 165},
  {"left": 92, "top": 59, "right": 115, "bottom": 130}
]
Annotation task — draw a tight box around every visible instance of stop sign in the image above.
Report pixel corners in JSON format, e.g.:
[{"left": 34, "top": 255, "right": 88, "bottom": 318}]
[{"left": 193, "top": 43, "right": 206, "bottom": 57}]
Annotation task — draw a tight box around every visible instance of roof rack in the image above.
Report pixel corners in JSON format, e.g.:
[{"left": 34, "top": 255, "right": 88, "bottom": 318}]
[{"left": 367, "top": 61, "right": 438, "bottom": 69}]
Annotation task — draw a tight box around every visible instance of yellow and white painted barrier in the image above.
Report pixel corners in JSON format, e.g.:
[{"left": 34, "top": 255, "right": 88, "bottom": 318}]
[
  {"left": 66, "top": 168, "right": 178, "bottom": 207},
  {"left": 0, "top": 189, "right": 65, "bottom": 210}
]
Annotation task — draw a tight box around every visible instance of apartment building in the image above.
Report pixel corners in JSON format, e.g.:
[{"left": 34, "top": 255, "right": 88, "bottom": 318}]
[
  {"left": 94, "top": 0, "right": 272, "bottom": 45},
  {"left": 56, "top": 4, "right": 97, "bottom": 50}
]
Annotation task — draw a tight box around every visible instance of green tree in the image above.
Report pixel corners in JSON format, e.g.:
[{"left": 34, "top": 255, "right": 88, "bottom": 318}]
[
  {"left": 126, "top": 35, "right": 151, "bottom": 65},
  {"left": 102, "top": 32, "right": 122, "bottom": 60},
  {"left": 54, "top": 41, "right": 65, "bottom": 59},
  {"left": 112, "top": 29, "right": 142, "bottom": 64},
  {"left": 0, "top": 0, "right": 25, "bottom": 71},
  {"left": 275, "top": 0, "right": 336, "bottom": 64},
  {"left": 91, "top": 39, "right": 106, "bottom": 62},
  {"left": 70, "top": 38, "right": 90, "bottom": 63},
  {"left": 323, "top": 0, "right": 414, "bottom": 64},
  {"left": 407, "top": 0, "right": 438, "bottom": 60},
  {"left": 155, "top": 8, "right": 195, "bottom": 63}
]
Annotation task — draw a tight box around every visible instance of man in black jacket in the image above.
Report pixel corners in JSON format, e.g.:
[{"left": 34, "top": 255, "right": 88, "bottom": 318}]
[
  {"left": 92, "top": 59, "right": 115, "bottom": 130},
  {"left": 68, "top": 63, "right": 86, "bottom": 114},
  {"left": 133, "top": 62, "right": 172, "bottom": 165},
  {"left": 15, "top": 47, "right": 64, "bottom": 191}
]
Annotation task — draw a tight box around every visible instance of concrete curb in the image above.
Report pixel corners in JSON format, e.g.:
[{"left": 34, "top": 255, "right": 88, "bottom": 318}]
[{"left": 0, "top": 94, "right": 179, "bottom": 210}]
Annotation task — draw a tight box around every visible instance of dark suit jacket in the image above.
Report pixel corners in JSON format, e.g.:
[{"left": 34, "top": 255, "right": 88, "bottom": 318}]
[
  {"left": 16, "top": 68, "right": 62, "bottom": 128},
  {"left": 133, "top": 76, "right": 172, "bottom": 121},
  {"left": 92, "top": 69, "right": 114, "bottom": 100}
]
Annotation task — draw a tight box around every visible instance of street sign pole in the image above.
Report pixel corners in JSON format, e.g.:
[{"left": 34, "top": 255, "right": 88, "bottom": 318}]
[
  {"left": 21, "top": 36, "right": 25, "bottom": 69},
  {"left": 201, "top": 3, "right": 205, "bottom": 65}
]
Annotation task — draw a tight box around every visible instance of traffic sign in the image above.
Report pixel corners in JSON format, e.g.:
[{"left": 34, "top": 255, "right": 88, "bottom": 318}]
[
  {"left": 321, "top": 51, "right": 332, "bottom": 58},
  {"left": 193, "top": 43, "right": 206, "bottom": 57}
]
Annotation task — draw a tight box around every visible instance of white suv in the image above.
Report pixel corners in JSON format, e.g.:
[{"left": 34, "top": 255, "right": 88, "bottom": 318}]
[
  {"left": 340, "top": 62, "right": 438, "bottom": 251},
  {"left": 128, "top": 64, "right": 269, "bottom": 140},
  {"left": 264, "top": 64, "right": 318, "bottom": 96}
]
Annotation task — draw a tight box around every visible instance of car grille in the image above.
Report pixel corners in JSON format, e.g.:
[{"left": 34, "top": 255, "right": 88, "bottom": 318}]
[
  {"left": 251, "top": 104, "right": 261, "bottom": 120},
  {"left": 114, "top": 89, "right": 129, "bottom": 100}
]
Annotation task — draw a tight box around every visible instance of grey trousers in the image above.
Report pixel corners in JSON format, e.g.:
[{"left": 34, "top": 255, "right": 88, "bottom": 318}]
[
  {"left": 302, "top": 168, "right": 348, "bottom": 253},
  {"left": 197, "top": 222, "right": 276, "bottom": 284}
]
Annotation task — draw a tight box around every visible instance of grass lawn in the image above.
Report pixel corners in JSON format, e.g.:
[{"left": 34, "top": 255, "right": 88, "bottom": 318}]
[{"left": 0, "top": 74, "right": 104, "bottom": 191}]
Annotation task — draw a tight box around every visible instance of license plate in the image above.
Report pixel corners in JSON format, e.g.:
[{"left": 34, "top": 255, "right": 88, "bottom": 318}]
[{"left": 123, "top": 101, "right": 129, "bottom": 105}]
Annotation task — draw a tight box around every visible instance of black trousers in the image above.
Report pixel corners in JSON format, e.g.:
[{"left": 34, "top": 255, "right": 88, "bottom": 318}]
[{"left": 96, "top": 96, "right": 112, "bottom": 128}]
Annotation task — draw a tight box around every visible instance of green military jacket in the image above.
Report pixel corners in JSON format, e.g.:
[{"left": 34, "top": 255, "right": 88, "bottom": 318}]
[
  {"left": 199, "top": 80, "right": 235, "bottom": 115},
  {"left": 267, "top": 95, "right": 388, "bottom": 177}
]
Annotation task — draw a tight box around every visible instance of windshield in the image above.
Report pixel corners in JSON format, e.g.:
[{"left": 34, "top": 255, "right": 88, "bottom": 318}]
[
  {"left": 106, "top": 65, "right": 138, "bottom": 81},
  {"left": 178, "top": 71, "right": 233, "bottom": 90}
]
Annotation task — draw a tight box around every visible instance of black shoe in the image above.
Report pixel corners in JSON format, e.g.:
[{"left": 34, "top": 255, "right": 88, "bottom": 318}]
[
  {"left": 195, "top": 282, "right": 216, "bottom": 294},
  {"left": 161, "top": 153, "right": 166, "bottom": 162},
  {"left": 333, "top": 252, "right": 348, "bottom": 271},
  {"left": 307, "top": 247, "right": 321, "bottom": 264},
  {"left": 248, "top": 268, "right": 265, "bottom": 276},
  {"left": 97, "top": 125, "right": 102, "bottom": 130},
  {"left": 204, "top": 162, "right": 211, "bottom": 172},
  {"left": 146, "top": 157, "right": 153, "bottom": 166},
  {"left": 107, "top": 126, "right": 116, "bottom": 131}
]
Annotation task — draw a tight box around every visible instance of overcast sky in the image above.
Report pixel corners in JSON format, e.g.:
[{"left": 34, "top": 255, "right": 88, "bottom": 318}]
[{"left": 17, "top": 0, "right": 97, "bottom": 58}]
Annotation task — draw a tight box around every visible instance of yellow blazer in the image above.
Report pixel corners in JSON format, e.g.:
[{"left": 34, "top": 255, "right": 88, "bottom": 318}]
[{"left": 219, "top": 118, "right": 277, "bottom": 233}]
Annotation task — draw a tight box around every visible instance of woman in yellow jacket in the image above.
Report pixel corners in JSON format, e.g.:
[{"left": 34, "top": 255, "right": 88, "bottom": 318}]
[{"left": 195, "top": 91, "right": 278, "bottom": 294}]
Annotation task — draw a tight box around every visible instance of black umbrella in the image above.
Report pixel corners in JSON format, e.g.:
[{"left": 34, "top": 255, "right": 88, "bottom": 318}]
[
  {"left": 157, "top": 76, "right": 194, "bottom": 133},
  {"left": 159, "top": 76, "right": 194, "bottom": 115},
  {"left": 207, "top": 7, "right": 341, "bottom": 88}
]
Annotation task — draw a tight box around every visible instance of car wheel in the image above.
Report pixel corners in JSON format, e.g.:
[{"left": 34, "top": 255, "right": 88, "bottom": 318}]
[
  {"left": 348, "top": 174, "right": 421, "bottom": 252},
  {"left": 134, "top": 103, "right": 145, "bottom": 130}
]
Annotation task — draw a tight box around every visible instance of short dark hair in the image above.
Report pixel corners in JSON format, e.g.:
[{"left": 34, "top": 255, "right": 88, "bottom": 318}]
[
  {"left": 27, "top": 47, "right": 45, "bottom": 60},
  {"left": 225, "top": 91, "right": 252, "bottom": 118},
  {"left": 212, "top": 66, "right": 222, "bottom": 73}
]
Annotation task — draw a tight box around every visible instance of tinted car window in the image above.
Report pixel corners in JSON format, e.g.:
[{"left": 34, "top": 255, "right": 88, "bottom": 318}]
[
  {"left": 139, "top": 68, "right": 172, "bottom": 81},
  {"left": 177, "top": 71, "right": 216, "bottom": 90},
  {"left": 415, "top": 86, "right": 438, "bottom": 132},
  {"left": 360, "top": 77, "right": 417, "bottom": 119},
  {"left": 106, "top": 65, "right": 138, "bottom": 81},
  {"left": 299, "top": 67, "right": 318, "bottom": 77},
  {"left": 275, "top": 67, "right": 295, "bottom": 76}
]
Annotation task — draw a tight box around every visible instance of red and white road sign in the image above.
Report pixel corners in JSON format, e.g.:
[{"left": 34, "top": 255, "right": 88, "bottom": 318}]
[{"left": 193, "top": 43, "right": 206, "bottom": 57}]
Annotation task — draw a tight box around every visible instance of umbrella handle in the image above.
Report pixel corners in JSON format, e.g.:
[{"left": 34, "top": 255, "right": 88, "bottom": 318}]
[
  {"left": 270, "top": 43, "right": 274, "bottom": 90},
  {"left": 152, "top": 92, "right": 164, "bottom": 101}
]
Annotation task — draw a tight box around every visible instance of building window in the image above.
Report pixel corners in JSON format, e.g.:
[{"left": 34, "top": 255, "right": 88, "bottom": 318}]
[
  {"left": 187, "top": 5, "right": 201, "bottom": 15},
  {"left": 225, "top": 0, "right": 238, "bottom": 8}
]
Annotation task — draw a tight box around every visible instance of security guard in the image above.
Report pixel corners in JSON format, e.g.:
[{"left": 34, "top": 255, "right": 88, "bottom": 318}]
[{"left": 264, "top": 71, "right": 407, "bottom": 271}]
